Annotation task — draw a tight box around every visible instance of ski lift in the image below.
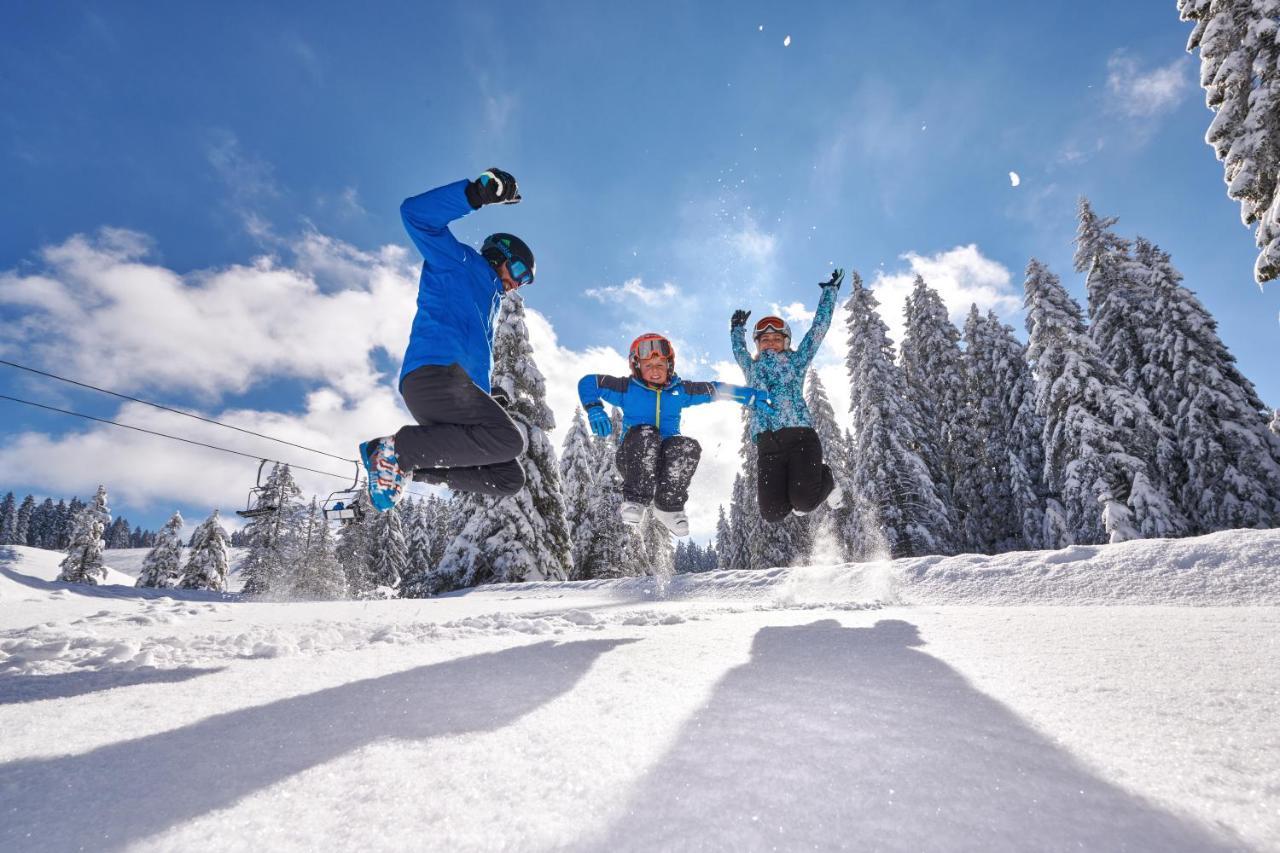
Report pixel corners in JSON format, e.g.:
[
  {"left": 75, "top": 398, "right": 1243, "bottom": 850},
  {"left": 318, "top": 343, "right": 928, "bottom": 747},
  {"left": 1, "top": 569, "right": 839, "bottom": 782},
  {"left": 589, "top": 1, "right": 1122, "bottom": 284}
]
[
  {"left": 235, "top": 459, "right": 277, "bottom": 519},
  {"left": 322, "top": 461, "right": 364, "bottom": 523}
]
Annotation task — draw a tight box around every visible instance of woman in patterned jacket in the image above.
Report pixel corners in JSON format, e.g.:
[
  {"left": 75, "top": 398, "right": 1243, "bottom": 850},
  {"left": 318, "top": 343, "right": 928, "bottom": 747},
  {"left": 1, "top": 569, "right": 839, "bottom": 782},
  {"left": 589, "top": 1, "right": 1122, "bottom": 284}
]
[{"left": 730, "top": 269, "right": 845, "bottom": 522}]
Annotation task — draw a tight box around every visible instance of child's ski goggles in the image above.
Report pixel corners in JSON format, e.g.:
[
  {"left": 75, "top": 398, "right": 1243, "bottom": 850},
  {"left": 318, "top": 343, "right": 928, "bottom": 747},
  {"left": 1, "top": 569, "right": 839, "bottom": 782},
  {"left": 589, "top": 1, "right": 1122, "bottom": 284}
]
[
  {"left": 753, "top": 316, "right": 791, "bottom": 339},
  {"left": 632, "top": 337, "right": 673, "bottom": 360}
]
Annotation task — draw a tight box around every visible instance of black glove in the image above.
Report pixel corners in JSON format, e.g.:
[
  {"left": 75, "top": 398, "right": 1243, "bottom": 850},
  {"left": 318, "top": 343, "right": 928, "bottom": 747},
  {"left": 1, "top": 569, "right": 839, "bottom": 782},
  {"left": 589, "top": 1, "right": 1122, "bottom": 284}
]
[
  {"left": 820, "top": 268, "right": 844, "bottom": 290},
  {"left": 465, "top": 168, "right": 521, "bottom": 208},
  {"left": 490, "top": 386, "right": 513, "bottom": 409},
  {"left": 731, "top": 309, "right": 751, "bottom": 329}
]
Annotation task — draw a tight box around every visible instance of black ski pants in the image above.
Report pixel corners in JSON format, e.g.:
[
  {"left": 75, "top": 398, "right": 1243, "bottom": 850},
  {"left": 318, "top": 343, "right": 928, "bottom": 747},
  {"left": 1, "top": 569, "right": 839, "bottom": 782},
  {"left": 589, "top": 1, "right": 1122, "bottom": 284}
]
[
  {"left": 395, "top": 363, "right": 526, "bottom": 497},
  {"left": 616, "top": 425, "right": 702, "bottom": 512},
  {"left": 756, "top": 427, "right": 835, "bottom": 523}
]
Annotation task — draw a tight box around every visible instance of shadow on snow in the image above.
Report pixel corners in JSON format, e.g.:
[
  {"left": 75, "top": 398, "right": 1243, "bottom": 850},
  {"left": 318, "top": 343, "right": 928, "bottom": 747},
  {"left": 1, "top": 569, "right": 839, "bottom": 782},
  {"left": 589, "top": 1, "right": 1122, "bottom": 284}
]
[
  {"left": 0, "top": 638, "right": 631, "bottom": 851},
  {"left": 587, "top": 619, "right": 1238, "bottom": 852},
  {"left": 0, "top": 666, "right": 225, "bottom": 706}
]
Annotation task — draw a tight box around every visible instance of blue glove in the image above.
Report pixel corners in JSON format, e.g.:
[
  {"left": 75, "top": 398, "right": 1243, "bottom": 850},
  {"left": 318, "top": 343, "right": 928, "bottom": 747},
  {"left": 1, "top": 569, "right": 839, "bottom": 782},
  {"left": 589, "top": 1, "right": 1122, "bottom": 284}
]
[
  {"left": 720, "top": 384, "right": 777, "bottom": 417},
  {"left": 587, "top": 405, "right": 612, "bottom": 437},
  {"left": 750, "top": 390, "right": 777, "bottom": 417}
]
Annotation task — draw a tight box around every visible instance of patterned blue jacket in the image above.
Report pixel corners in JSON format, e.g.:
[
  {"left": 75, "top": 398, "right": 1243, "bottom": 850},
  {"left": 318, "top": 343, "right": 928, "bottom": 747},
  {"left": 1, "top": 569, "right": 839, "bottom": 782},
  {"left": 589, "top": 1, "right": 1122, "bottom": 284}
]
[
  {"left": 398, "top": 179, "right": 503, "bottom": 393},
  {"left": 732, "top": 284, "right": 840, "bottom": 439},
  {"left": 578, "top": 374, "right": 753, "bottom": 439}
]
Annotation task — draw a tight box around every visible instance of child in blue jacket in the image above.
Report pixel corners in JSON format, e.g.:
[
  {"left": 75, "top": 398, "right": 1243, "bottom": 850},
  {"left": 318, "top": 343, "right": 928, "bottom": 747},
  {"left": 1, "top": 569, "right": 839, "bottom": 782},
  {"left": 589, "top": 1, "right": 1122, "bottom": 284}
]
[
  {"left": 731, "top": 269, "right": 845, "bottom": 522},
  {"left": 360, "top": 168, "right": 533, "bottom": 511},
  {"left": 579, "top": 333, "right": 773, "bottom": 536}
]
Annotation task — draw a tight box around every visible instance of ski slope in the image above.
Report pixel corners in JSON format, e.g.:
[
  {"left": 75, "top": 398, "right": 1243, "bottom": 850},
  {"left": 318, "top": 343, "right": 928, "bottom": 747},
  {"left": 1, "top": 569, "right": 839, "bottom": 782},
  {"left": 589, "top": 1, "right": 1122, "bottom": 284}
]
[{"left": 1, "top": 531, "right": 1278, "bottom": 851}]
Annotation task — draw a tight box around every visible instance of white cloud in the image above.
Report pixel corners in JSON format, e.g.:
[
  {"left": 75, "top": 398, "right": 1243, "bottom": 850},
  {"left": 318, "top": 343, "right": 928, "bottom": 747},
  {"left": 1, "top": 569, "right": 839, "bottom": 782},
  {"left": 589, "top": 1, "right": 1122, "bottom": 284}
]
[
  {"left": 770, "top": 301, "right": 814, "bottom": 324},
  {"left": 0, "top": 227, "right": 418, "bottom": 400},
  {"left": 1106, "top": 53, "right": 1189, "bottom": 118},
  {"left": 0, "top": 225, "right": 430, "bottom": 517},
  {"left": 868, "top": 245, "right": 1020, "bottom": 348},
  {"left": 585, "top": 277, "right": 680, "bottom": 306}
]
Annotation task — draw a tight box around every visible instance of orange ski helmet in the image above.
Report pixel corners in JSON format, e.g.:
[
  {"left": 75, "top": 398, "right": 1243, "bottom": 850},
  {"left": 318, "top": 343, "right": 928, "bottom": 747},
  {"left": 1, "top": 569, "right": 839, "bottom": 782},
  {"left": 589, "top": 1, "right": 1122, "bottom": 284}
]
[{"left": 629, "top": 333, "right": 675, "bottom": 380}]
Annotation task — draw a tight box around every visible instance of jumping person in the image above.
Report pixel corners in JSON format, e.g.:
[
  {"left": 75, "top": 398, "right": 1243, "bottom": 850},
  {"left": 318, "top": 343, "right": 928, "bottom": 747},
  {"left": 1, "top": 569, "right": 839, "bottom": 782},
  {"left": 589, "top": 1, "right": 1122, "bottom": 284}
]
[
  {"left": 578, "top": 333, "right": 774, "bottom": 536},
  {"left": 360, "top": 168, "right": 534, "bottom": 511},
  {"left": 731, "top": 269, "right": 845, "bottom": 523}
]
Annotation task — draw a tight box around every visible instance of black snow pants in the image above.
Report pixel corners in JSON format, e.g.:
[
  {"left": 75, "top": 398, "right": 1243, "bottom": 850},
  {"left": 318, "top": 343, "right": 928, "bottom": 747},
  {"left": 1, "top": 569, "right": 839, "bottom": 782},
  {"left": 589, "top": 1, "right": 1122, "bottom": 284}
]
[
  {"left": 395, "top": 363, "right": 527, "bottom": 497},
  {"left": 615, "top": 425, "right": 702, "bottom": 512},
  {"left": 756, "top": 427, "right": 835, "bottom": 523}
]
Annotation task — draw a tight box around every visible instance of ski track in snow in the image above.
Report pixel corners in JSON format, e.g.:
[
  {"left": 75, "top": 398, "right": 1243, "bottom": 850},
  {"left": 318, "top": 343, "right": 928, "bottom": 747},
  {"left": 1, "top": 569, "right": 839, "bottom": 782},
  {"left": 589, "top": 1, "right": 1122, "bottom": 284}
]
[{"left": 1, "top": 531, "right": 1279, "bottom": 851}]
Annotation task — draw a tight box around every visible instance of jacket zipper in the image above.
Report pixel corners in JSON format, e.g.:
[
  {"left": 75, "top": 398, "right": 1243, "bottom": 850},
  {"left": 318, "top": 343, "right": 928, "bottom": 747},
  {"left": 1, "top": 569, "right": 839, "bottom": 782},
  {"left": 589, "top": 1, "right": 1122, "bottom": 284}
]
[{"left": 655, "top": 389, "right": 662, "bottom": 428}]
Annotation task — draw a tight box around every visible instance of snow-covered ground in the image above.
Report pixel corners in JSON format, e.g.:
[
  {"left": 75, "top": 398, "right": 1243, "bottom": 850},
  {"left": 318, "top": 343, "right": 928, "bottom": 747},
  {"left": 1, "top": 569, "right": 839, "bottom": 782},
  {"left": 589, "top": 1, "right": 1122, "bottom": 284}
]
[{"left": 1, "top": 531, "right": 1278, "bottom": 852}]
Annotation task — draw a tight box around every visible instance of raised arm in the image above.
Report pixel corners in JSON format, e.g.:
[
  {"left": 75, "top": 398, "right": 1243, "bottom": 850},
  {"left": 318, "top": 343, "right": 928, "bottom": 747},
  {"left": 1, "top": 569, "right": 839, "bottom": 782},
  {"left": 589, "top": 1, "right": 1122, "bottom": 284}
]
[
  {"left": 400, "top": 168, "right": 522, "bottom": 272},
  {"left": 730, "top": 309, "right": 753, "bottom": 378},
  {"left": 578, "top": 374, "right": 629, "bottom": 409},
  {"left": 793, "top": 269, "right": 843, "bottom": 369},
  {"left": 399, "top": 180, "right": 474, "bottom": 270},
  {"left": 578, "top": 374, "right": 630, "bottom": 436},
  {"left": 680, "top": 380, "right": 776, "bottom": 416}
]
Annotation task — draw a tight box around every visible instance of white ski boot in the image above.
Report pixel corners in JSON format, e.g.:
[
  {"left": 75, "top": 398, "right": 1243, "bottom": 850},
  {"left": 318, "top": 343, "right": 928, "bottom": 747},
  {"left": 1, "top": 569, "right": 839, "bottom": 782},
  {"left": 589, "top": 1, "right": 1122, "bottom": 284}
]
[
  {"left": 794, "top": 484, "right": 844, "bottom": 516},
  {"left": 653, "top": 508, "right": 690, "bottom": 537},
  {"left": 620, "top": 501, "right": 646, "bottom": 527}
]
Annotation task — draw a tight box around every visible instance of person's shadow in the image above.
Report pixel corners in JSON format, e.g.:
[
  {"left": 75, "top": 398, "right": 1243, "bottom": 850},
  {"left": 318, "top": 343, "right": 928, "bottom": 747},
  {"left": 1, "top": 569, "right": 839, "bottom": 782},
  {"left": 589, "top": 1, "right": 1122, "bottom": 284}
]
[
  {"left": 0, "top": 638, "right": 630, "bottom": 851},
  {"left": 587, "top": 620, "right": 1237, "bottom": 852}
]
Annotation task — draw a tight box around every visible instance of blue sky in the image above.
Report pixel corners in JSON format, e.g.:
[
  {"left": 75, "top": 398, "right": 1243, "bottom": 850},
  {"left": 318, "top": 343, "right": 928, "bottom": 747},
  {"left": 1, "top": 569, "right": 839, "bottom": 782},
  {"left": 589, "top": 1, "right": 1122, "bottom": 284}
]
[{"left": 1, "top": 1, "right": 1276, "bottom": 538}]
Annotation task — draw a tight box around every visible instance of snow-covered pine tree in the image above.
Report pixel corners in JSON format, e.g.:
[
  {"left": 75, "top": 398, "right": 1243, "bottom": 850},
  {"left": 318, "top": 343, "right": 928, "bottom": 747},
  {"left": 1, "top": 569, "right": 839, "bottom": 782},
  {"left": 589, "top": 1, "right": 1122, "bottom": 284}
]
[
  {"left": 570, "top": 409, "right": 636, "bottom": 579},
  {"left": 104, "top": 516, "right": 132, "bottom": 550},
  {"left": 1075, "top": 203, "right": 1189, "bottom": 531},
  {"left": 367, "top": 502, "right": 408, "bottom": 596},
  {"left": 289, "top": 499, "right": 348, "bottom": 599},
  {"left": 958, "top": 307, "right": 1053, "bottom": 552},
  {"left": 1023, "top": 259, "right": 1183, "bottom": 544},
  {"left": 336, "top": 491, "right": 378, "bottom": 598},
  {"left": 804, "top": 370, "right": 851, "bottom": 561},
  {"left": 136, "top": 511, "right": 184, "bottom": 588},
  {"left": 842, "top": 273, "right": 953, "bottom": 559},
  {"left": 714, "top": 505, "right": 731, "bottom": 569},
  {"left": 0, "top": 492, "right": 15, "bottom": 546},
  {"left": 180, "top": 510, "right": 231, "bottom": 592},
  {"left": 436, "top": 293, "right": 572, "bottom": 589},
  {"left": 1180, "top": 0, "right": 1280, "bottom": 284},
  {"left": 57, "top": 485, "right": 110, "bottom": 584},
  {"left": 239, "top": 464, "right": 305, "bottom": 596},
  {"left": 1139, "top": 238, "right": 1280, "bottom": 531},
  {"left": 403, "top": 499, "right": 434, "bottom": 583},
  {"left": 29, "top": 498, "right": 55, "bottom": 548},
  {"left": 1272, "top": 409, "right": 1280, "bottom": 436},
  {"left": 14, "top": 495, "right": 34, "bottom": 549},
  {"left": 56, "top": 499, "right": 78, "bottom": 550},
  {"left": 559, "top": 407, "right": 600, "bottom": 576},
  {"left": 722, "top": 472, "right": 753, "bottom": 571},
  {"left": 899, "top": 276, "right": 964, "bottom": 547}
]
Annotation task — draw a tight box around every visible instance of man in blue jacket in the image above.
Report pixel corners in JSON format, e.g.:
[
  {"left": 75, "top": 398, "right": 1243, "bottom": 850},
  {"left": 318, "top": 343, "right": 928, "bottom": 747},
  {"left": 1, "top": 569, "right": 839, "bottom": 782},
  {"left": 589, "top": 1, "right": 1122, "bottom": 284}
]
[
  {"left": 360, "top": 168, "right": 532, "bottom": 511},
  {"left": 579, "top": 333, "right": 773, "bottom": 536}
]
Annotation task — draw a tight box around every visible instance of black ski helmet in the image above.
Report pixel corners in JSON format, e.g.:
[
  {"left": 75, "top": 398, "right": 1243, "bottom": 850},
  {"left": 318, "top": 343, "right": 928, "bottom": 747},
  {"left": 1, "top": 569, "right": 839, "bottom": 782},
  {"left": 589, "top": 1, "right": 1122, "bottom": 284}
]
[{"left": 481, "top": 233, "right": 536, "bottom": 285}]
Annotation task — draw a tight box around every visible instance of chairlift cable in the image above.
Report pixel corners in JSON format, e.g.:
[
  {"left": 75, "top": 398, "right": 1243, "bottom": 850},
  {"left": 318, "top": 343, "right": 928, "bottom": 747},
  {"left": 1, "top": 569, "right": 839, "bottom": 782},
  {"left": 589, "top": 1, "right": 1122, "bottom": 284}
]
[{"left": 0, "top": 358, "right": 357, "bottom": 464}]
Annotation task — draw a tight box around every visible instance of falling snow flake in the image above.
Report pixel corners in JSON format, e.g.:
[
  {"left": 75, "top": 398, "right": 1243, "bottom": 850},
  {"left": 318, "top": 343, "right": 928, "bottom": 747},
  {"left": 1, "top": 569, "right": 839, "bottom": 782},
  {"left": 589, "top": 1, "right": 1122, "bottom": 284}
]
[
  {"left": 783, "top": 35, "right": 791, "bottom": 47},
  {"left": 1009, "top": 171, "right": 1021, "bottom": 187}
]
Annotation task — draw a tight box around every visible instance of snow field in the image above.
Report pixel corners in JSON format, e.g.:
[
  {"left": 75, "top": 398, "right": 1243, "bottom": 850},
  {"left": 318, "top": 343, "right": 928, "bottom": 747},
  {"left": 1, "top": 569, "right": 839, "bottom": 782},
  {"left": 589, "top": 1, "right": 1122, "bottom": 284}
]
[{"left": 1, "top": 531, "right": 1279, "bottom": 850}]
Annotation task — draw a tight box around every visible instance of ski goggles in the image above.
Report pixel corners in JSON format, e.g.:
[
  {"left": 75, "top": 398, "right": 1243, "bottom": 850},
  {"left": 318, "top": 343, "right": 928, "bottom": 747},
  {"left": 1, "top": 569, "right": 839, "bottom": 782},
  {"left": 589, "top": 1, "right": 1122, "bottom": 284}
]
[
  {"left": 753, "top": 316, "right": 791, "bottom": 339},
  {"left": 632, "top": 338, "right": 673, "bottom": 360},
  {"left": 490, "top": 241, "right": 535, "bottom": 286}
]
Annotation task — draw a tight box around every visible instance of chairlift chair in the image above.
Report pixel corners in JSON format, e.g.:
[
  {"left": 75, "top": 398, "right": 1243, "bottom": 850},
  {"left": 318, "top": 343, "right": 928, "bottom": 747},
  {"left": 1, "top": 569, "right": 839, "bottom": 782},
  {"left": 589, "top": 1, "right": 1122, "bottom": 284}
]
[
  {"left": 322, "top": 461, "right": 364, "bottom": 523},
  {"left": 235, "top": 459, "right": 278, "bottom": 519}
]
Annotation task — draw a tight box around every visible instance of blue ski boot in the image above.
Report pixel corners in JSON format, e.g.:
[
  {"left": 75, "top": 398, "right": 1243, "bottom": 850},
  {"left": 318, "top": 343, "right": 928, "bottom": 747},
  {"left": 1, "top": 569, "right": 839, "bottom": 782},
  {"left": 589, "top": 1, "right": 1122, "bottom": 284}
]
[{"left": 359, "top": 436, "right": 405, "bottom": 512}]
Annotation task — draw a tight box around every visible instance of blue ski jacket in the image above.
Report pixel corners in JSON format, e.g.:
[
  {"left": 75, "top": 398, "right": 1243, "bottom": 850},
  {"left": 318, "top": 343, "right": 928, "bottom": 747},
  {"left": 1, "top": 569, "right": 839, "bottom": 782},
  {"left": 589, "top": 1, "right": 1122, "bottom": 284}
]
[
  {"left": 578, "top": 374, "right": 755, "bottom": 439},
  {"left": 399, "top": 179, "right": 503, "bottom": 394},
  {"left": 732, "top": 283, "right": 840, "bottom": 439}
]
